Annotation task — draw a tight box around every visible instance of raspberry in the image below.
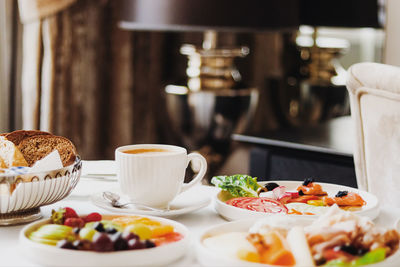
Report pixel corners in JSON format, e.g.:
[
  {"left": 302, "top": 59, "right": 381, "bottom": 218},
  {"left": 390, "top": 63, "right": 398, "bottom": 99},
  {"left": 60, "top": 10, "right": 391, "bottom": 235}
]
[
  {"left": 64, "top": 217, "right": 85, "bottom": 228},
  {"left": 84, "top": 212, "right": 102, "bottom": 223}
]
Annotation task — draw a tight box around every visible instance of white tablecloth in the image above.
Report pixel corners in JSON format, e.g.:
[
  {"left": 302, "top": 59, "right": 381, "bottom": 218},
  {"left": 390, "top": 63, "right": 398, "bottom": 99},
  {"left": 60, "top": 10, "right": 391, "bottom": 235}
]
[
  {"left": 1, "top": 161, "right": 400, "bottom": 266},
  {"left": 0, "top": 160, "right": 225, "bottom": 266}
]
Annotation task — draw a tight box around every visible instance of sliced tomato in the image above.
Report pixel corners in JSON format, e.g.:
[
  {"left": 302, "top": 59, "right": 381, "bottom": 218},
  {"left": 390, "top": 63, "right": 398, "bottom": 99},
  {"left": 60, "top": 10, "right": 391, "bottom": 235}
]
[
  {"left": 286, "top": 195, "right": 320, "bottom": 204},
  {"left": 152, "top": 232, "right": 183, "bottom": 246},
  {"left": 226, "top": 197, "right": 288, "bottom": 214}
]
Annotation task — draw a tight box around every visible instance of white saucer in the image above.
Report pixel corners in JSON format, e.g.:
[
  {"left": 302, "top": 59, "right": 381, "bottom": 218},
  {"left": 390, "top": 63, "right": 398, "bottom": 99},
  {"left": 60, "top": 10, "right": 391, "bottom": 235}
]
[{"left": 90, "top": 185, "right": 211, "bottom": 217}]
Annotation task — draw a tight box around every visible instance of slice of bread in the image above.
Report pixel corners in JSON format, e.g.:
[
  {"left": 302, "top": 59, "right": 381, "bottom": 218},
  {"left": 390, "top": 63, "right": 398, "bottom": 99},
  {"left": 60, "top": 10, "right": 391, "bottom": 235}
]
[
  {"left": 17, "top": 135, "right": 77, "bottom": 167},
  {"left": 0, "top": 136, "right": 29, "bottom": 167},
  {"left": 4, "top": 130, "right": 51, "bottom": 145}
]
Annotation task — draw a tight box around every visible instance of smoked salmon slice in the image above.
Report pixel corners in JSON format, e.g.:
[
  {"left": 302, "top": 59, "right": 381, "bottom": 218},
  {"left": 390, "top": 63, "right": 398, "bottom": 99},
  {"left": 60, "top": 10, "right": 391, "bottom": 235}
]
[
  {"left": 323, "top": 191, "right": 366, "bottom": 206},
  {"left": 297, "top": 182, "right": 327, "bottom": 196}
]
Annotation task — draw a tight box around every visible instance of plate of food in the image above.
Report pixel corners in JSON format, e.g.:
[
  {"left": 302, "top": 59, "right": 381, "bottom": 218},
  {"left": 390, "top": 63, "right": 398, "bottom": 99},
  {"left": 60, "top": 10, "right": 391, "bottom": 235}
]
[
  {"left": 212, "top": 175, "right": 379, "bottom": 221},
  {"left": 197, "top": 205, "right": 400, "bottom": 266},
  {"left": 19, "top": 207, "right": 190, "bottom": 266}
]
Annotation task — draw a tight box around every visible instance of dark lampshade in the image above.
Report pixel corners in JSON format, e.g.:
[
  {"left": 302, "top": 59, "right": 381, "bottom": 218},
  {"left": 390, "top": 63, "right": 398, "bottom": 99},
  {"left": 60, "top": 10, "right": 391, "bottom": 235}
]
[
  {"left": 118, "top": 0, "right": 384, "bottom": 32},
  {"left": 118, "top": 0, "right": 300, "bottom": 32},
  {"left": 300, "top": 0, "right": 384, "bottom": 28}
]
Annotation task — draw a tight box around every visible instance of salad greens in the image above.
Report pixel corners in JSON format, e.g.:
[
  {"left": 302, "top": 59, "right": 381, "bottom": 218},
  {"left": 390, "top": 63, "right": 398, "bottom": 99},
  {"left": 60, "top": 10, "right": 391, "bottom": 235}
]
[
  {"left": 324, "top": 248, "right": 386, "bottom": 266},
  {"left": 211, "top": 174, "right": 261, "bottom": 198}
]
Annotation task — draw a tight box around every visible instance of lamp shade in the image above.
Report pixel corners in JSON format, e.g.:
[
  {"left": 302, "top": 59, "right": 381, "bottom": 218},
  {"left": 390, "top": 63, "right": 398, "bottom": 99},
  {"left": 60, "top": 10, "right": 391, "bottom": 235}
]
[
  {"left": 300, "top": 0, "right": 383, "bottom": 28},
  {"left": 118, "top": 0, "right": 299, "bottom": 32}
]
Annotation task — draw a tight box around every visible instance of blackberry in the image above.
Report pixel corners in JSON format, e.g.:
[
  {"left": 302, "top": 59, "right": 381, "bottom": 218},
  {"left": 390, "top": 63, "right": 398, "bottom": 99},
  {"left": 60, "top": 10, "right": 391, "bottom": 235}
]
[
  {"left": 264, "top": 182, "right": 280, "bottom": 191},
  {"left": 93, "top": 222, "right": 105, "bottom": 232},
  {"left": 105, "top": 227, "right": 118, "bottom": 234},
  {"left": 335, "top": 191, "right": 348, "bottom": 198},
  {"left": 302, "top": 178, "right": 315, "bottom": 186}
]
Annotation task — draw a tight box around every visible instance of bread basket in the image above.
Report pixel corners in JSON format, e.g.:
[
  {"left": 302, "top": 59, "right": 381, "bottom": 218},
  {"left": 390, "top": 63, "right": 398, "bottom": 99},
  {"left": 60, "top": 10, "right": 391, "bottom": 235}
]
[{"left": 0, "top": 156, "right": 81, "bottom": 225}]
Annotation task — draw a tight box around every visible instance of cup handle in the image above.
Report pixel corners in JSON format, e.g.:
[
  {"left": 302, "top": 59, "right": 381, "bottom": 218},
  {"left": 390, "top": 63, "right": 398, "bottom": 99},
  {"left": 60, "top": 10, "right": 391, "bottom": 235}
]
[{"left": 180, "top": 152, "right": 207, "bottom": 193}]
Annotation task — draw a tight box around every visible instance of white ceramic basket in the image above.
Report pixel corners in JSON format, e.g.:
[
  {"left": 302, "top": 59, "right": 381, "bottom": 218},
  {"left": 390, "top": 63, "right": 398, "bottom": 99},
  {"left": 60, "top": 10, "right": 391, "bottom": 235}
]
[{"left": 0, "top": 157, "right": 81, "bottom": 225}]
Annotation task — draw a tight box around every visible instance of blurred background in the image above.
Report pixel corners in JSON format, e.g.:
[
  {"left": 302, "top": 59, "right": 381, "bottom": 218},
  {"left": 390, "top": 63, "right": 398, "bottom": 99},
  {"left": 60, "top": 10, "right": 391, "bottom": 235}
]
[{"left": 0, "top": 0, "right": 398, "bottom": 182}]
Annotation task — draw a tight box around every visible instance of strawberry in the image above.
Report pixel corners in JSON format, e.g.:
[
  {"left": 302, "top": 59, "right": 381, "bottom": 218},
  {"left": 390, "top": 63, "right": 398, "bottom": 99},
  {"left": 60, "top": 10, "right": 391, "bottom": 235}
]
[
  {"left": 64, "top": 217, "right": 85, "bottom": 228},
  {"left": 84, "top": 212, "right": 102, "bottom": 223},
  {"left": 51, "top": 207, "right": 79, "bottom": 224},
  {"left": 64, "top": 207, "right": 79, "bottom": 219}
]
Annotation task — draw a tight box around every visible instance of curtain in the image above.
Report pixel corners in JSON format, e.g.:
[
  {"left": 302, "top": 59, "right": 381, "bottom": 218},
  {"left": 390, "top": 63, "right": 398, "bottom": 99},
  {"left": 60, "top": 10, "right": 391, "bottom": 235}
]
[{"left": 17, "top": 0, "right": 171, "bottom": 159}]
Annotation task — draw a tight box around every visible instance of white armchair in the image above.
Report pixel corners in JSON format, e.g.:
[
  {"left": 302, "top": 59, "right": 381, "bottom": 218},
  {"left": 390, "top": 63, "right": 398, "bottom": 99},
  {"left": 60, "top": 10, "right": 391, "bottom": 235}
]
[{"left": 347, "top": 62, "right": 400, "bottom": 206}]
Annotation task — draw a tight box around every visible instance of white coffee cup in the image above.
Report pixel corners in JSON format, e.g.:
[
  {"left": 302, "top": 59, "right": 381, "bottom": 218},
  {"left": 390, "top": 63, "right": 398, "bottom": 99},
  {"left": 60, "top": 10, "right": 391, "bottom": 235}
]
[{"left": 115, "top": 144, "right": 207, "bottom": 208}]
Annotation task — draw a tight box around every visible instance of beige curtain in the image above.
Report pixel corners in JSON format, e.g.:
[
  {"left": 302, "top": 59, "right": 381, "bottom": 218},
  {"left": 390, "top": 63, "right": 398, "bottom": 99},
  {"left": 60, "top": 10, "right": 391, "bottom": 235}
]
[{"left": 17, "top": 0, "right": 170, "bottom": 159}]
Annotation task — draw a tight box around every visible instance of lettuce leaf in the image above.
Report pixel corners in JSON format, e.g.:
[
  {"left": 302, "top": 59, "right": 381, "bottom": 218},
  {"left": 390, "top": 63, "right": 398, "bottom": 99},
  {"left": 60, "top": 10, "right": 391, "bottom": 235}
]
[{"left": 211, "top": 174, "right": 261, "bottom": 198}]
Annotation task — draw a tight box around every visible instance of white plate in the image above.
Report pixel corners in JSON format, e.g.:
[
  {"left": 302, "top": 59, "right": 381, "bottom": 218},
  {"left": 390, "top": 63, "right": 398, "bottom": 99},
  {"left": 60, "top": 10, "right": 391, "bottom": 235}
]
[
  {"left": 196, "top": 218, "right": 400, "bottom": 267},
  {"left": 19, "top": 214, "right": 190, "bottom": 267},
  {"left": 214, "top": 181, "right": 379, "bottom": 221},
  {"left": 91, "top": 185, "right": 211, "bottom": 217}
]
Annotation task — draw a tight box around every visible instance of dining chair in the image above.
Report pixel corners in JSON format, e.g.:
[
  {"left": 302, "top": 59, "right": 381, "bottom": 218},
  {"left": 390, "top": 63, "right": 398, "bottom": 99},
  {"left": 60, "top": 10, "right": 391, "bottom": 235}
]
[{"left": 347, "top": 62, "right": 400, "bottom": 206}]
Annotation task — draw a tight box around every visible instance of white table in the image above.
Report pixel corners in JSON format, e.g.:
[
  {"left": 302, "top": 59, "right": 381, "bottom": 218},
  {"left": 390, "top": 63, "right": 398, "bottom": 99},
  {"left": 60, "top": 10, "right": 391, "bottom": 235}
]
[{"left": 1, "top": 161, "right": 400, "bottom": 266}]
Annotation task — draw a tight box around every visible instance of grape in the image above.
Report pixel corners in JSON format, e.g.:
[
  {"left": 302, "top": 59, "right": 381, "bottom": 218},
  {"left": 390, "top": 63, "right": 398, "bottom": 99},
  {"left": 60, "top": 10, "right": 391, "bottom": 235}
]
[
  {"left": 110, "top": 232, "right": 128, "bottom": 251},
  {"left": 57, "top": 239, "right": 76, "bottom": 250},
  {"left": 92, "top": 233, "right": 114, "bottom": 252},
  {"left": 144, "top": 240, "right": 156, "bottom": 248},
  {"left": 79, "top": 228, "right": 96, "bottom": 241},
  {"left": 122, "top": 231, "right": 139, "bottom": 241},
  {"left": 72, "top": 240, "right": 92, "bottom": 251},
  {"left": 127, "top": 238, "right": 145, "bottom": 250}
]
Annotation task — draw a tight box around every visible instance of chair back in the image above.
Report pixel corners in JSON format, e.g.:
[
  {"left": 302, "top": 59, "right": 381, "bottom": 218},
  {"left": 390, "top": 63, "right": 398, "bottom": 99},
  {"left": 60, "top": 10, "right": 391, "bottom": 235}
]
[{"left": 347, "top": 62, "right": 400, "bottom": 205}]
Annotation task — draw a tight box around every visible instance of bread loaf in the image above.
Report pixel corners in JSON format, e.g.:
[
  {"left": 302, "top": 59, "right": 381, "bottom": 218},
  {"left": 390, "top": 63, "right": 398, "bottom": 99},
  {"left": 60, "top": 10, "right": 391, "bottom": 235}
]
[
  {"left": 0, "top": 136, "right": 29, "bottom": 167},
  {"left": 17, "top": 135, "right": 77, "bottom": 167},
  {"left": 0, "top": 130, "right": 77, "bottom": 168},
  {"left": 4, "top": 130, "right": 51, "bottom": 145}
]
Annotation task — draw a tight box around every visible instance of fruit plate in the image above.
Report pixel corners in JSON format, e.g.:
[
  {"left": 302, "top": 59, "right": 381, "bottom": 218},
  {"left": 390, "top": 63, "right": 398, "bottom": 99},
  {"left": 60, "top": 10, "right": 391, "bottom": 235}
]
[
  {"left": 196, "top": 218, "right": 400, "bottom": 267},
  {"left": 19, "top": 214, "right": 190, "bottom": 267},
  {"left": 214, "top": 181, "right": 379, "bottom": 221}
]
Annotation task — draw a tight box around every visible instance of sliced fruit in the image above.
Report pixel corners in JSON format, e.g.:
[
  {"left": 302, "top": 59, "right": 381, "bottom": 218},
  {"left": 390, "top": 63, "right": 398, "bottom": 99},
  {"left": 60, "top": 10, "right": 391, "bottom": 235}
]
[
  {"left": 150, "top": 224, "right": 174, "bottom": 238},
  {"left": 84, "top": 212, "right": 102, "bottom": 223},
  {"left": 29, "top": 224, "right": 73, "bottom": 245},
  {"left": 125, "top": 223, "right": 152, "bottom": 240},
  {"left": 79, "top": 228, "right": 97, "bottom": 241},
  {"left": 51, "top": 207, "right": 78, "bottom": 224},
  {"left": 152, "top": 232, "right": 183, "bottom": 246},
  {"left": 64, "top": 217, "right": 85, "bottom": 228}
]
